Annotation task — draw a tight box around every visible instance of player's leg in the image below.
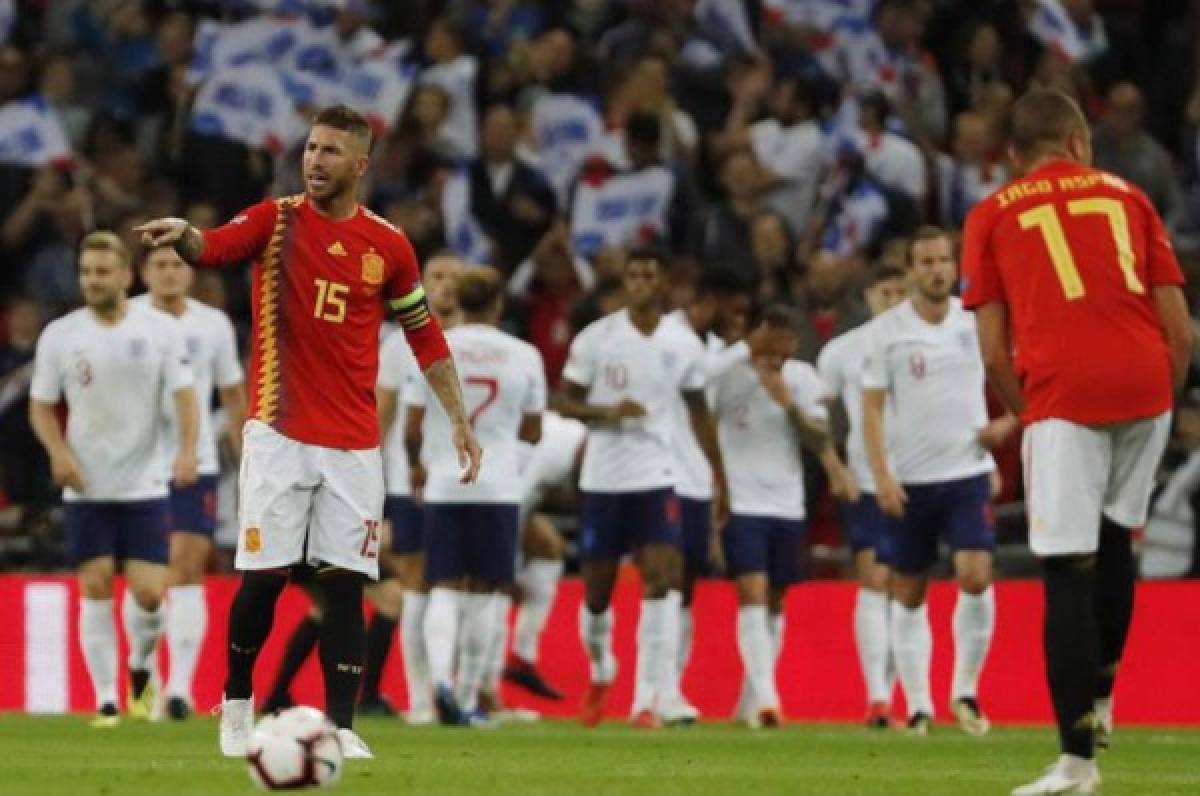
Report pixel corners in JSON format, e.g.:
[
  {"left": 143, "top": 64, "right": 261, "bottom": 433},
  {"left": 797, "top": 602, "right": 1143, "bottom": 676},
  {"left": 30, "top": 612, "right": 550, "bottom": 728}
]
[
  {"left": 72, "top": 501, "right": 121, "bottom": 726},
  {"left": 164, "top": 475, "right": 218, "bottom": 719},
  {"left": 390, "top": 495, "right": 433, "bottom": 723},
  {"left": 885, "top": 487, "right": 937, "bottom": 733},
  {"left": 848, "top": 493, "right": 893, "bottom": 727},
  {"left": 947, "top": 474, "right": 997, "bottom": 736},
  {"left": 577, "top": 491, "right": 623, "bottom": 726},
  {"left": 359, "top": 552, "right": 402, "bottom": 717},
  {"left": 506, "top": 512, "right": 565, "bottom": 700},
  {"left": 422, "top": 503, "right": 469, "bottom": 725},
  {"left": 675, "top": 497, "right": 711, "bottom": 693},
  {"left": 261, "top": 575, "right": 322, "bottom": 714},
  {"left": 120, "top": 499, "right": 171, "bottom": 721},
  {"left": 631, "top": 489, "right": 686, "bottom": 727},
  {"left": 726, "top": 514, "right": 780, "bottom": 727}
]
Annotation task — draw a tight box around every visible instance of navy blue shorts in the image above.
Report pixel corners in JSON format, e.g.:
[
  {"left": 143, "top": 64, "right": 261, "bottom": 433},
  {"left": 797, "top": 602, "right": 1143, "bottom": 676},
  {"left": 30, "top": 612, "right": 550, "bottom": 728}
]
[
  {"left": 65, "top": 499, "right": 170, "bottom": 565},
  {"left": 168, "top": 475, "right": 219, "bottom": 536},
  {"left": 423, "top": 503, "right": 518, "bottom": 584},
  {"left": 679, "top": 496, "right": 712, "bottom": 576},
  {"left": 385, "top": 495, "right": 424, "bottom": 555},
  {"left": 578, "top": 488, "right": 682, "bottom": 562},
  {"left": 883, "top": 474, "right": 995, "bottom": 574},
  {"left": 722, "top": 514, "right": 807, "bottom": 587},
  {"left": 842, "top": 492, "right": 889, "bottom": 557}
]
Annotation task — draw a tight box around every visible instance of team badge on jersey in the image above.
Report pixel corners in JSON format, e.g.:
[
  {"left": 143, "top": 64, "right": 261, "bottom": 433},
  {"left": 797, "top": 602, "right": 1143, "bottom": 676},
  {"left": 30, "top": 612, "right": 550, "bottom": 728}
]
[
  {"left": 243, "top": 527, "right": 262, "bottom": 553},
  {"left": 361, "top": 252, "right": 385, "bottom": 285},
  {"left": 909, "top": 352, "right": 926, "bottom": 379},
  {"left": 129, "top": 338, "right": 146, "bottom": 358}
]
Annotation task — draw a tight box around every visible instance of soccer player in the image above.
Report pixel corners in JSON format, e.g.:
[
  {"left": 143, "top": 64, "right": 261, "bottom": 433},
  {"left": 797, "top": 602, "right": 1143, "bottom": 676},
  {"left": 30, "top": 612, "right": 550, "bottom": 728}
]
[
  {"left": 817, "top": 264, "right": 908, "bottom": 727},
  {"left": 135, "top": 104, "right": 481, "bottom": 759},
  {"left": 29, "top": 231, "right": 199, "bottom": 727},
  {"left": 134, "top": 244, "right": 246, "bottom": 720},
  {"left": 862, "top": 226, "right": 1019, "bottom": 736},
  {"left": 378, "top": 253, "right": 464, "bottom": 724},
  {"left": 559, "top": 246, "right": 728, "bottom": 728},
  {"left": 713, "top": 305, "right": 852, "bottom": 728},
  {"left": 406, "top": 267, "right": 547, "bottom": 725},
  {"left": 962, "top": 89, "right": 1191, "bottom": 795}
]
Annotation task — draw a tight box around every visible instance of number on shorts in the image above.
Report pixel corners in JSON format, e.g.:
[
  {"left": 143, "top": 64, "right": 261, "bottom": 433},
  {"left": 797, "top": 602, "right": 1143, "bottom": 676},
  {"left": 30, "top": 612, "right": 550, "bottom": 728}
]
[
  {"left": 360, "top": 519, "right": 381, "bottom": 559},
  {"left": 465, "top": 375, "right": 499, "bottom": 428}
]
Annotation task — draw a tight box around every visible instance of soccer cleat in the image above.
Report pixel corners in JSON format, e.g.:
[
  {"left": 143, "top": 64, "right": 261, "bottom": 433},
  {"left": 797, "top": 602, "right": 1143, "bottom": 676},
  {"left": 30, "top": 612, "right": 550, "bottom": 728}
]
[
  {"left": 356, "top": 695, "right": 397, "bottom": 718},
  {"left": 906, "top": 711, "right": 932, "bottom": 736},
  {"left": 218, "top": 695, "right": 254, "bottom": 757},
  {"left": 865, "top": 701, "right": 892, "bottom": 729},
  {"left": 336, "top": 728, "right": 375, "bottom": 759},
  {"left": 165, "top": 696, "right": 192, "bottom": 721},
  {"left": 433, "top": 684, "right": 466, "bottom": 727},
  {"left": 464, "top": 707, "right": 498, "bottom": 729},
  {"left": 126, "top": 669, "right": 156, "bottom": 721},
  {"left": 1094, "top": 697, "right": 1113, "bottom": 750},
  {"left": 1011, "top": 755, "right": 1101, "bottom": 795},
  {"left": 503, "top": 656, "right": 564, "bottom": 701},
  {"left": 260, "top": 691, "right": 295, "bottom": 715},
  {"left": 631, "top": 709, "right": 662, "bottom": 730},
  {"left": 406, "top": 707, "right": 436, "bottom": 726},
  {"left": 90, "top": 702, "right": 120, "bottom": 729},
  {"left": 659, "top": 695, "right": 700, "bottom": 727},
  {"left": 580, "top": 682, "right": 610, "bottom": 728},
  {"left": 951, "top": 697, "right": 991, "bottom": 736},
  {"left": 757, "top": 707, "right": 782, "bottom": 729}
]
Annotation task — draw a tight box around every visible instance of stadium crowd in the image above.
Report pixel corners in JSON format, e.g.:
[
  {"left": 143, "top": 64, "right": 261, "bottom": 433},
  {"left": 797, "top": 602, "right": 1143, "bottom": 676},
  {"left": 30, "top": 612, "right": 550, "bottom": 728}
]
[{"left": 1, "top": 0, "right": 1200, "bottom": 577}]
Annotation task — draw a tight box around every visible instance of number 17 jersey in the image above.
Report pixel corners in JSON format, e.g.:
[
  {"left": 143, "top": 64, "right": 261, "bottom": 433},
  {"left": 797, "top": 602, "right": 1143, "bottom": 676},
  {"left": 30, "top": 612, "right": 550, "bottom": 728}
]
[{"left": 961, "top": 159, "right": 1184, "bottom": 426}]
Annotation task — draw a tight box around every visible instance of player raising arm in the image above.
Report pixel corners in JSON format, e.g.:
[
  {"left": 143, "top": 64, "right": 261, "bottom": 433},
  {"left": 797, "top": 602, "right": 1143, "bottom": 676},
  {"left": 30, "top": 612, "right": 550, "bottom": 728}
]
[
  {"left": 135, "top": 105, "right": 480, "bottom": 760},
  {"left": 962, "top": 89, "right": 1191, "bottom": 796}
]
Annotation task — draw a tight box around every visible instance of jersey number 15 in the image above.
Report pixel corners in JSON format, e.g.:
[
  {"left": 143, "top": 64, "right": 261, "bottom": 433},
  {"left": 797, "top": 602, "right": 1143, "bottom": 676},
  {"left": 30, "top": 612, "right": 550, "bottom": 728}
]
[{"left": 1018, "top": 199, "right": 1145, "bottom": 300}]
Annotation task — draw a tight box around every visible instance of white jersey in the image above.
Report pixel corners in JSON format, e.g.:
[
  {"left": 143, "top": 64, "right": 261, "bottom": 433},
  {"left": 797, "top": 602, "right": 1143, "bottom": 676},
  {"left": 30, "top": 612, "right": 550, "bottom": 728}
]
[
  {"left": 131, "top": 295, "right": 242, "bottom": 477},
  {"left": 519, "top": 410, "right": 588, "bottom": 506},
  {"left": 411, "top": 323, "right": 546, "bottom": 504},
  {"left": 661, "top": 310, "right": 713, "bottom": 500},
  {"left": 818, "top": 323, "right": 889, "bottom": 494},
  {"left": 562, "top": 309, "right": 706, "bottom": 493},
  {"left": 378, "top": 328, "right": 419, "bottom": 497},
  {"left": 861, "top": 297, "right": 995, "bottom": 484},
  {"left": 712, "top": 360, "right": 828, "bottom": 520},
  {"left": 30, "top": 303, "right": 195, "bottom": 502}
]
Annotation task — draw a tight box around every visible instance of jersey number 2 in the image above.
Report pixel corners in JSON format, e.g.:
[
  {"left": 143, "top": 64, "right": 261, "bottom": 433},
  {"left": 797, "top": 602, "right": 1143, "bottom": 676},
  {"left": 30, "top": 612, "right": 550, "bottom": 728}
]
[
  {"left": 465, "top": 375, "right": 499, "bottom": 428},
  {"left": 1017, "top": 199, "right": 1144, "bottom": 301}
]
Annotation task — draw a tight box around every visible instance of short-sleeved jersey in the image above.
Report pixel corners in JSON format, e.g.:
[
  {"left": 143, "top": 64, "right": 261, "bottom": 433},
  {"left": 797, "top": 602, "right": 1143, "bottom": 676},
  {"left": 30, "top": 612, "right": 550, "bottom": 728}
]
[
  {"left": 818, "top": 323, "right": 891, "bottom": 494},
  {"left": 411, "top": 324, "right": 546, "bottom": 504},
  {"left": 30, "top": 303, "right": 195, "bottom": 501},
  {"left": 518, "top": 410, "right": 588, "bottom": 505},
  {"left": 377, "top": 327, "right": 419, "bottom": 496},
  {"left": 562, "top": 309, "right": 704, "bottom": 493},
  {"left": 712, "top": 360, "right": 827, "bottom": 520},
  {"left": 131, "top": 295, "right": 242, "bottom": 476},
  {"left": 198, "top": 194, "right": 449, "bottom": 450},
  {"left": 861, "top": 298, "right": 995, "bottom": 484},
  {"left": 962, "top": 160, "right": 1185, "bottom": 425},
  {"left": 660, "top": 310, "right": 714, "bottom": 500}
]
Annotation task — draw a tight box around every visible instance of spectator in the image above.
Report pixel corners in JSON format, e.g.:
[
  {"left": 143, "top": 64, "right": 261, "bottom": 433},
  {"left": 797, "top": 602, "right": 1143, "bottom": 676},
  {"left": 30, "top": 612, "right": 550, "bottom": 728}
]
[
  {"left": 1092, "top": 82, "right": 1184, "bottom": 222},
  {"left": 419, "top": 16, "right": 479, "bottom": 159},
  {"left": 944, "top": 21, "right": 1006, "bottom": 117},
  {"left": 793, "top": 248, "right": 869, "bottom": 363},
  {"left": 855, "top": 91, "right": 927, "bottom": 206},
  {"left": 935, "top": 111, "right": 1009, "bottom": 229},
  {"left": 748, "top": 210, "right": 798, "bottom": 306},
  {"left": 692, "top": 148, "right": 765, "bottom": 285},
  {"left": 606, "top": 54, "right": 698, "bottom": 166},
  {"left": 38, "top": 52, "right": 91, "bottom": 151},
  {"left": 0, "top": 295, "right": 51, "bottom": 520}
]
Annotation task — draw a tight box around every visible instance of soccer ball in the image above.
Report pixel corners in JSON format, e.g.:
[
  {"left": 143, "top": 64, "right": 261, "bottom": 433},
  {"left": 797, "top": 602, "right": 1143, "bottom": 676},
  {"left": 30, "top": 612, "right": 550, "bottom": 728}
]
[{"left": 246, "top": 706, "right": 343, "bottom": 790}]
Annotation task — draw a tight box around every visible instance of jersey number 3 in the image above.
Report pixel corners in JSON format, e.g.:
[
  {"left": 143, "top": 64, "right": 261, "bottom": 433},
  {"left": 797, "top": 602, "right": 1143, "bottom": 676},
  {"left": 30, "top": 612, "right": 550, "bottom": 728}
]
[{"left": 1018, "top": 199, "right": 1145, "bottom": 301}]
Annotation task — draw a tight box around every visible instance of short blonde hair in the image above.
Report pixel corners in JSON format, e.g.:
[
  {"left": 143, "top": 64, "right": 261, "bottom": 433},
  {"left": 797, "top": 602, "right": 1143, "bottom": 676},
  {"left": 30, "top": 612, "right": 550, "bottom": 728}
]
[{"left": 79, "top": 230, "right": 132, "bottom": 269}]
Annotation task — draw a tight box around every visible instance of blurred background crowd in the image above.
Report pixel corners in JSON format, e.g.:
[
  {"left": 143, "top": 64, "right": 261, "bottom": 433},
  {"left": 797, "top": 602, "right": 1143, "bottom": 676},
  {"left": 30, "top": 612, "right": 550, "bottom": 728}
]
[{"left": 2, "top": 0, "right": 1200, "bottom": 577}]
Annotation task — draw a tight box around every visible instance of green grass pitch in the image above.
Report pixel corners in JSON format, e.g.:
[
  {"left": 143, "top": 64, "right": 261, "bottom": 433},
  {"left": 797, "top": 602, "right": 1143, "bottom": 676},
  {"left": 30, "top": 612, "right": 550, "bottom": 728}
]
[{"left": 2, "top": 715, "right": 1198, "bottom": 795}]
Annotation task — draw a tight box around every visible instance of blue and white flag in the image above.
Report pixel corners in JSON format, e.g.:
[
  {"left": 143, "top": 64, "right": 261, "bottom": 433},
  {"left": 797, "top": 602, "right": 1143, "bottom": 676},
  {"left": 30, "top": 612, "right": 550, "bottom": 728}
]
[
  {"left": 190, "top": 63, "right": 307, "bottom": 153},
  {"left": 1028, "top": 0, "right": 1107, "bottom": 64},
  {"left": 0, "top": 96, "right": 73, "bottom": 167},
  {"left": 441, "top": 166, "right": 492, "bottom": 265},
  {"left": 570, "top": 166, "right": 675, "bottom": 257},
  {"left": 531, "top": 93, "right": 604, "bottom": 207}
]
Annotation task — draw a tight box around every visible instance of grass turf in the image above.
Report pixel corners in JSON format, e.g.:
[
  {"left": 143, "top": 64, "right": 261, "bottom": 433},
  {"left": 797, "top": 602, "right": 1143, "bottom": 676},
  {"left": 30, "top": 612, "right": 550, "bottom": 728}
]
[{"left": 1, "top": 715, "right": 1198, "bottom": 795}]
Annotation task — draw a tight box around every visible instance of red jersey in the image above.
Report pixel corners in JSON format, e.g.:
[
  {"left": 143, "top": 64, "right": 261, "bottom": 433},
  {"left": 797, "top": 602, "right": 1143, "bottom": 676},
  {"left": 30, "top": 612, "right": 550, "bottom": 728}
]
[
  {"left": 199, "top": 195, "right": 450, "bottom": 449},
  {"left": 962, "top": 160, "right": 1184, "bottom": 426}
]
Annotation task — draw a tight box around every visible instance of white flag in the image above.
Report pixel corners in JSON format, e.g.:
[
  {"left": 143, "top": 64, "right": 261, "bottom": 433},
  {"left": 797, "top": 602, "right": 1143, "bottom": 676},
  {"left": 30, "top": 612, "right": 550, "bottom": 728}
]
[
  {"left": 570, "top": 167, "right": 675, "bottom": 256},
  {"left": 531, "top": 93, "right": 604, "bottom": 207},
  {"left": 190, "top": 63, "right": 307, "bottom": 154},
  {"left": 441, "top": 166, "right": 492, "bottom": 265},
  {"left": 0, "top": 96, "right": 72, "bottom": 167}
]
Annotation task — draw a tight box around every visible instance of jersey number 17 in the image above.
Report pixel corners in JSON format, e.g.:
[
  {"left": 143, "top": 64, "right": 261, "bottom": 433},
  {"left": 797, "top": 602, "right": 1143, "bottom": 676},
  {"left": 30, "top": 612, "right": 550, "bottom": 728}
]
[{"left": 1018, "top": 199, "right": 1145, "bottom": 300}]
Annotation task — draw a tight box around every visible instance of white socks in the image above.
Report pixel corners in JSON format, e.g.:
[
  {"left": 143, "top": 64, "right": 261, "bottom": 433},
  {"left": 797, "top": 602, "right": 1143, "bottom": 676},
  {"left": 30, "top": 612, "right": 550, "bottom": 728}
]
[
  {"left": 485, "top": 594, "right": 512, "bottom": 693},
  {"left": 121, "top": 590, "right": 163, "bottom": 673},
  {"left": 455, "top": 593, "right": 494, "bottom": 711},
  {"left": 660, "top": 590, "right": 684, "bottom": 703},
  {"left": 891, "top": 602, "right": 934, "bottom": 717},
  {"left": 769, "top": 612, "right": 784, "bottom": 659},
  {"left": 676, "top": 605, "right": 694, "bottom": 680},
  {"left": 423, "top": 587, "right": 461, "bottom": 690},
  {"left": 737, "top": 605, "right": 779, "bottom": 710},
  {"left": 401, "top": 591, "right": 431, "bottom": 713},
  {"left": 165, "top": 584, "right": 207, "bottom": 700},
  {"left": 79, "top": 598, "right": 118, "bottom": 708},
  {"left": 632, "top": 596, "right": 669, "bottom": 715},
  {"left": 952, "top": 586, "right": 995, "bottom": 701},
  {"left": 578, "top": 605, "right": 616, "bottom": 683},
  {"left": 513, "top": 559, "right": 561, "bottom": 663},
  {"left": 854, "top": 588, "right": 891, "bottom": 704}
]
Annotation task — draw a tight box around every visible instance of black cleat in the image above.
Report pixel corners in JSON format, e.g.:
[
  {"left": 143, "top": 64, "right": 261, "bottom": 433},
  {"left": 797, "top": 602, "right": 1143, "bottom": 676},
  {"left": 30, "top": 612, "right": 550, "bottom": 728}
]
[
  {"left": 503, "top": 657, "right": 564, "bottom": 701},
  {"left": 434, "top": 684, "right": 466, "bottom": 726},
  {"left": 356, "top": 695, "right": 398, "bottom": 718},
  {"left": 166, "top": 696, "right": 191, "bottom": 721},
  {"left": 906, "top": 711, "right": 933, "bottom": 736}
]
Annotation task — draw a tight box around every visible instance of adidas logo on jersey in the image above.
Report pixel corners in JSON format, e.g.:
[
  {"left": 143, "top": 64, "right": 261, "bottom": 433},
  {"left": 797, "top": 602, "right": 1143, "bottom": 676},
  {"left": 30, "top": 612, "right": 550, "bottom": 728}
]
[{"left": 327, "top": 241, "right": 348, "bottom": 257}]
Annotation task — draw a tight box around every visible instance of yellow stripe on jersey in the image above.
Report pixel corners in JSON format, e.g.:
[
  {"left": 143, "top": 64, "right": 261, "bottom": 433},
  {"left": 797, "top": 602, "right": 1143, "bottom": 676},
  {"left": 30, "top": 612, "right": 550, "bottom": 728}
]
[
  {"left": 390, "top": 284, "right": 434, "bottom": 331},
  {"left": 389, "top": 284, "right": 427, "bottom": 311},
  {"left": 255, "top": 197, "right": 300, "bottom": 423}
]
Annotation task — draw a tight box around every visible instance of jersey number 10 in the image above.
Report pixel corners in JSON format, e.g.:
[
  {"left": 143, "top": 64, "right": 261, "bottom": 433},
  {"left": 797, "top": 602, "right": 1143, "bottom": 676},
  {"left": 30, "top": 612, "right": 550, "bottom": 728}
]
[{"left": 1018, "top": 198, "right": 1145, "bottom": 300}]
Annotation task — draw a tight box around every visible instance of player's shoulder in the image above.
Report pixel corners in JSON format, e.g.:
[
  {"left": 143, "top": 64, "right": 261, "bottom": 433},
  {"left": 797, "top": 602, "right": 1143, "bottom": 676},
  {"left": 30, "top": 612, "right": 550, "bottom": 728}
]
[
  {"left": 868, "top": 301, "right": 909, "bottom": 335},
  {"left": 184, "top": 297, "right": 233, "bottom": 328},
  {"left": 574, "top": 310, "right": 620, "bottom": 343},
  {"left": 818, "top": 326, "right": 858, "bottom": 365},
  {"left": 130, "top": 300, "right": 180, "bottom": 329},
  {"left": 39, "top": 308, "right": 88, "bottom": 344},
  {"left": 783, "top": 358, "right": 821, "bottom": 385},
  {"left": 359, "top": 206, "right": 412, "bottom": 243}
]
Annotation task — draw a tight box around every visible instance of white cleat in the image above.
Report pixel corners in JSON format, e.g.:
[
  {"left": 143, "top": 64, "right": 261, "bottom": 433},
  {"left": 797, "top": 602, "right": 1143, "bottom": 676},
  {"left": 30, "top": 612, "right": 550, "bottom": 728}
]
[
  {"left": 659, "top": 694, "right": 700, "bottom": 727},
  {"left": 218, "top": 695, "right": 254, "bottom": 758},
  {"left": 1094, "top": 697, "right": 1113, "bottom": 750},
  {"left": 337, "top": 728, "right": 374, "bottom": 759},
  {"left": 1012, "top": 755, "right": 1101, "bottom": 795},
  {"left": 405, "top": 707, "right": 436, "bottom": 726},
  {"left": 951, "top": 697, "right": 991, "bottom": 737}
]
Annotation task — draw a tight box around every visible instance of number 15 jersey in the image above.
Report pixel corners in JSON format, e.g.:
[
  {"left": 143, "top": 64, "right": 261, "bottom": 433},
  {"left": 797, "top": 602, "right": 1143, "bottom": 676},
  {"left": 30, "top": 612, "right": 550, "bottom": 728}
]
[{"left": 962, "top": 160, "right": 1184, "bottom": 426}]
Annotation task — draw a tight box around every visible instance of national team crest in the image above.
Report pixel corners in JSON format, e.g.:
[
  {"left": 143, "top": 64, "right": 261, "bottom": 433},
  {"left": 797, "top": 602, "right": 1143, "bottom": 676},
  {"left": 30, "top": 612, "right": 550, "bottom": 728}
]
[
  {"left": 361, "top": 252, "right": 385, "bottom": 285},
  {"left": 909, "top": 352, "right": 927, "bottom": 379},
  {"left": 129, "top": 338, "right": 146, "bottom": 358},
  {"left": 244, "top": 527, "right": 262, "bottom": 553}
]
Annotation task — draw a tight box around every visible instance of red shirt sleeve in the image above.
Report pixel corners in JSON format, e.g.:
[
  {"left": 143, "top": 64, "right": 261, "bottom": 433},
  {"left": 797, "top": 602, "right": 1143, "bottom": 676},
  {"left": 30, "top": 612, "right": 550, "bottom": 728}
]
[
  {"left": 198, "top": 199, "right": 279, "bottom": 268},
  {"left": 1139, "top": 192, "right": 1185, "bottom": 287},
  {"left": 384, "top": 228, "right": 450, "bottom": 370},
  {"left": 961, "top": 200, "right": 1005, "bottom": 310}
]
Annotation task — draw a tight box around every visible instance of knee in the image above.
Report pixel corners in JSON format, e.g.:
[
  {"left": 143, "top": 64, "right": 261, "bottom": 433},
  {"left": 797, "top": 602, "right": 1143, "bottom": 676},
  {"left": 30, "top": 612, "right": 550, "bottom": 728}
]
[
  {"left": 641, "top": 569, "right": 672, "bottom": 599},
  {"left": 956, "top": 573, "right": 991, "bottom": 596},
  {"left": 889, "top": 576, "right": 926, "bottom": 609},
  {"left": 79, "top": 577, "right": 112, "bottom": 600},
  {"left": 130, "top": 586, "right": 164, "bottom": 611}
]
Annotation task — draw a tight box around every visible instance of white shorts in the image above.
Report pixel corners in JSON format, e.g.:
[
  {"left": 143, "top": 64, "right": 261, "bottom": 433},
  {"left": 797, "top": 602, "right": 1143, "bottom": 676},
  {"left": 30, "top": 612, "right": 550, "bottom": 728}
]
[
  {"left": 1022, "top": 412, "right": 1171, "bottom": 556},
  {"left": 236, "top": 420, "right": 385, "bottom": 579}
]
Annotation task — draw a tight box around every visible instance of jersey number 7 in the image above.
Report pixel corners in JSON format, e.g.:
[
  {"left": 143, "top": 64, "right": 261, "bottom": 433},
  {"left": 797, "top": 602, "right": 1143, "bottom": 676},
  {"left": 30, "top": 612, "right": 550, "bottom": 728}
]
[
  {"left": 1018, "top": 199, "right": 1145, "bottom": 300},
  {"left": 465, "top": 375, "right": 499, "bottom": 428}
]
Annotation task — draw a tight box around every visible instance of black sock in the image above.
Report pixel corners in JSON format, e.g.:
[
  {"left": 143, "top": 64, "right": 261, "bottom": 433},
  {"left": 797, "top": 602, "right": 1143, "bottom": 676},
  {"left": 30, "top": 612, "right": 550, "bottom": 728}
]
[
  {"left": 317, "top": 570, "right": 366, "bottom": 729},
  {"left": 268, "top": 616, "right": 321, "bottom": 702},
  {"left": 224, "top": 572, "right": 288, "bottom": 699},
  {"left": 1095, "top": 518, "right": 1136, "bottom": 700},
  {"left": 130, "top": 668, "right": 150, "bottom": 699},
  {"left": 1042, "top": 556, "right": 1099, "bottom": 759},
  {"left": 359, "top": 614, "right": 397, "bottom": 702}
]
